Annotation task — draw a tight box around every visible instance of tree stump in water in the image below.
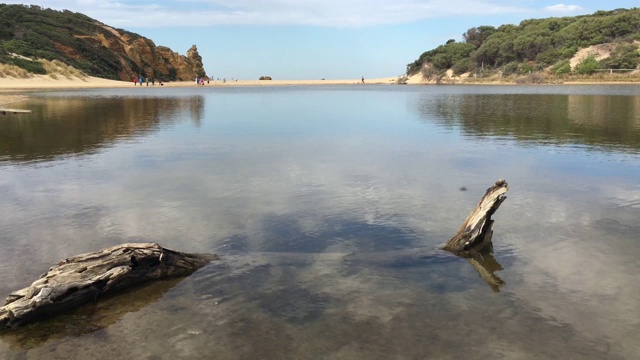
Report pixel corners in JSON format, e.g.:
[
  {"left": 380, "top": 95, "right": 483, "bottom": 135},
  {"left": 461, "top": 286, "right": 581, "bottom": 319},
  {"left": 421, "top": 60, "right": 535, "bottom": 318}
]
[
  {"left": 0, "top": 243, "right": 217, "bottom": 329},
  {"left": 443, "top": 179, "right": 508, "bottom": 254}
]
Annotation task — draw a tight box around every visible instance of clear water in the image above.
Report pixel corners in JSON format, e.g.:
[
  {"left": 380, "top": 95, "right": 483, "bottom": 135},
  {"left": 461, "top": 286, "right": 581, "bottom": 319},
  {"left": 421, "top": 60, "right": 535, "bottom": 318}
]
[{"left": 1, "top": 85, "right": 639, "bottom": 359}]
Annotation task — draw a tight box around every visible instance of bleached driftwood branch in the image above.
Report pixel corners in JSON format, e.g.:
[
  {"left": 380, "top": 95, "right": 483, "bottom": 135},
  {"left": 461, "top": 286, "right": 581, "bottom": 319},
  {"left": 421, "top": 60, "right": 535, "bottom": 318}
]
[
  {"left": 443, "top": 179, "right": 508, "bottom": 254},
  {"left": 0, "top": 243, "right": 217, "bottom": 329}
]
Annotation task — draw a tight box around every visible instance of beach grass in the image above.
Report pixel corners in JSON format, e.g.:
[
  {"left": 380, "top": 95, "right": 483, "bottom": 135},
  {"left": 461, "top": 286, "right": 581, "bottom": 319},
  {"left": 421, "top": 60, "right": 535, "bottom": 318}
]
[{"left": 0, "top": 58, "right": 88, "bottom": 80}]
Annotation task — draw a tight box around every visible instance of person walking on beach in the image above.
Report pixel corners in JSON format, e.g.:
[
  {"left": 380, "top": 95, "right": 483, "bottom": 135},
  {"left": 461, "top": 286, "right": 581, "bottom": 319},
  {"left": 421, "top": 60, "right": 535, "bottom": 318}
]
[
  {"left": 361, "top": 76, "right": 365, "bottom": 83},
  {"left": 139, "top": 76, "right": 143, "bottom": 86},
  {"left": 133, "top": 77, "right": 137, "bottom": 86}
]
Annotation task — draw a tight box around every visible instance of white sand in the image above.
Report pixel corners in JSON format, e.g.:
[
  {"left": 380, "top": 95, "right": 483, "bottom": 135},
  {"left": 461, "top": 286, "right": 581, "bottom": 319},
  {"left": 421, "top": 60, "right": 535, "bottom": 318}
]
[{"left": 0, "top": 75, "right": 400, "bottom": 91}]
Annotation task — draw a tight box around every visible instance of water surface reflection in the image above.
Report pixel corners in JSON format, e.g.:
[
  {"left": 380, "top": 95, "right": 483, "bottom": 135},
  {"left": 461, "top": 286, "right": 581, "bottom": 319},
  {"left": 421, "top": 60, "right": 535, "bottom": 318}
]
[
  {"left": 0, "top": 86, "right": 638, "bottom": 359},
  {"left": 414, "top": 91, "right": 640, "bottom": 152},
  {"left": 0, "top": 94, "right": 204, "bottom": 164}
]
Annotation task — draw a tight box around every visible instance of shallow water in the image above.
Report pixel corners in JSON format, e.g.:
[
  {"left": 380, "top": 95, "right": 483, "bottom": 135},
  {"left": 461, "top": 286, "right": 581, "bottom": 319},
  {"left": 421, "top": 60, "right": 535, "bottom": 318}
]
[{"left": 1, "top": 85, "right": 639, "bottom": 359}]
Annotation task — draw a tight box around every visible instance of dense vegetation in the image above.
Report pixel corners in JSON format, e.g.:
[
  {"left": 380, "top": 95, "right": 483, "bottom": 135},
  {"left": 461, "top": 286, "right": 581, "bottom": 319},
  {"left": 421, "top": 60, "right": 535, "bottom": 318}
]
[
  {"left": 407, "top": 8, "right": 640, "bottom": 78},
  {"left": 0, "top": 4, "right": 142, "bottom": 79}
]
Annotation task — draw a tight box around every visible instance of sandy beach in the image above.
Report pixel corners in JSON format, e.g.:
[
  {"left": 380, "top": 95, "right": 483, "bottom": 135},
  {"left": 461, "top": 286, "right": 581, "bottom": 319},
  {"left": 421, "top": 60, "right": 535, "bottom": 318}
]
[
  {"left": 0, "top": 75, "right": 400, "bottom": 109},
  {"left": 2, "top": 73, "right": 636, "bottom": 103},
  {"left": 0, "top": 75, "right": 400, "bottom": 92}
]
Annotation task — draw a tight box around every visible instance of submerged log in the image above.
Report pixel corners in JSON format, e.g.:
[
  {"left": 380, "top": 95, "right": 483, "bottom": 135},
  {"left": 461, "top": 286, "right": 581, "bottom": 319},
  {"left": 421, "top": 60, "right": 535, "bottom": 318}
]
[
  {"left": 443, "top": 179, "right": 508, "bottom": 254},
  {"left": 0, "top": 243, "right": 218, "bottom": 330}
]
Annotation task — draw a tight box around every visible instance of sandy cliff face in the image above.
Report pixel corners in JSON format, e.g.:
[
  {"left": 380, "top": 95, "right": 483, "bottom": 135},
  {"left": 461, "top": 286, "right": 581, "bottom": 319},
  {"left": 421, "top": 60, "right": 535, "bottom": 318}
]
[{"left": 92, "top": 24, "right": 206, "bottom": 81}]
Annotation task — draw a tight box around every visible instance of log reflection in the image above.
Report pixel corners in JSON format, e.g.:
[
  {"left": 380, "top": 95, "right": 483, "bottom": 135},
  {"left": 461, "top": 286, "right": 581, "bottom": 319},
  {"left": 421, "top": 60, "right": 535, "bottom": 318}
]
[
  {"left": 465, "top": 249, "right": 505, "bottom": 293},
  {"left": 448, "top": 218, "right": 506, "bottom": 292},
  {"left": 0, "top": 277, "right": 185, "bottom": 350}
]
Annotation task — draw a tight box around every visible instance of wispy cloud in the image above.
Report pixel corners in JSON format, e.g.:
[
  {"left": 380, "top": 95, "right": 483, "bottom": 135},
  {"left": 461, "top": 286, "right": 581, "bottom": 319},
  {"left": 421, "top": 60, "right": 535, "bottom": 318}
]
[
  {"left": 544, "top": 3, "right": 584, "bottom": 13},
  {"left": 4, "top": 0, "right": 528, "bottom": 27}
]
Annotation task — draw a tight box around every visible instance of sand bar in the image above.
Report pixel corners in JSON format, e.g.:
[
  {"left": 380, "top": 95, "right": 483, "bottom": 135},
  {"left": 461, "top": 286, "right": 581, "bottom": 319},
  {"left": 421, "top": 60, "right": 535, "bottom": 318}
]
[
  {"left": 0, "top": 75, "right": 399, "bottom": 111},
  {"left": 0, "top": 75, "right": 399, "bottom": 92}
]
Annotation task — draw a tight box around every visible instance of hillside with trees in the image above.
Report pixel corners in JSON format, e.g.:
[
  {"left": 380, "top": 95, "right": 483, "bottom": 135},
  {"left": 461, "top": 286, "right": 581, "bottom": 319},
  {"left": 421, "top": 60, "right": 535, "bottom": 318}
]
[
  {"left": 407, "top": 8, "right": 640, "bottom": 82},
  {"left": 0, "top": 4, "right": 206, "bottom": 81}
]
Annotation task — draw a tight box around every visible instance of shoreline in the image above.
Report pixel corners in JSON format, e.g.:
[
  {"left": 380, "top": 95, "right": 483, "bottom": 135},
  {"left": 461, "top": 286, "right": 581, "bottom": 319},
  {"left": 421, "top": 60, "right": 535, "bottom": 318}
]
[
  {"left": 2, "top": 75, "right": 639, "bottom": 96},
  {"left": 0, "top": 75, "right": 399, "bottom": 93}
]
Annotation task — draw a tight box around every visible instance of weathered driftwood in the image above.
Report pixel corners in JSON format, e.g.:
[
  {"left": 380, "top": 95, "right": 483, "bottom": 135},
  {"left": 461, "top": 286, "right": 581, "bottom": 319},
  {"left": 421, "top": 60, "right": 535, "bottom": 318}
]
[
  {"left": 443, "top": 179, "right": 508, "bottom": 254},
  {"left": 0, "top": 243, "right": 218, "bottom": 330}
]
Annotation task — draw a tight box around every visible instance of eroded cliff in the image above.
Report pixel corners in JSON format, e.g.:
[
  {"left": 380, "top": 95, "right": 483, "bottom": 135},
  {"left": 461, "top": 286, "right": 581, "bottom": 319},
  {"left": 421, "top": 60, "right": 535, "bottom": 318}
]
[{"left": 89, "top": 24, "right": 206, "bottom": 81}]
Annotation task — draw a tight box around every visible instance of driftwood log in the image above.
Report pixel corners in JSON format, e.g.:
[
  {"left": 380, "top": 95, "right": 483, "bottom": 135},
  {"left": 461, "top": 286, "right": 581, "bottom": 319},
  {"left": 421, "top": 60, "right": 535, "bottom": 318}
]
[
  {"left": 1, "top": 180, "right": 508, "bottom": 330},
  {"left": 443, "top": 179, "right": 508, "bottom": 253},
  {"left": 0, "top": 243, "right": 218, "bottom": 329}
]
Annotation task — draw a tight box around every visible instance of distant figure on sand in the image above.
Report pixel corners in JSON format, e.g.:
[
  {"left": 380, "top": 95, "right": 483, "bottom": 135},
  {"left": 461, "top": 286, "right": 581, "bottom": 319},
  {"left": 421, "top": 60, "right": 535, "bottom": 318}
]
[
  {"left": 361, "top": 76, "right": 365, "bottom": 83},
  {"left": 139, "top": 77, "right": 143, "bottom": 86},
  {"left": 133, "top": 77, "right": 137, "bottom": 86}
]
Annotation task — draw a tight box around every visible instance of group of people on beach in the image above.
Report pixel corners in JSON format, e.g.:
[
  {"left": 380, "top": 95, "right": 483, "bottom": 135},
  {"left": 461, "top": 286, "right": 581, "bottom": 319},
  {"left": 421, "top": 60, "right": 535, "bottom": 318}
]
[
  {"left": 132, "top": 76, "right": 162, "bottom": 86},
  {"left": 195, "top": 77, "right": 209, "bottom": 86}
]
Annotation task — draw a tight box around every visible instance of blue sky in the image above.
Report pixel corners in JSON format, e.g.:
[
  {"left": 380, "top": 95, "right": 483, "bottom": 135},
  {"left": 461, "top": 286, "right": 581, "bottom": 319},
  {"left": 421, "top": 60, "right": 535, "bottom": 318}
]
[{"left": 4, "top": 1, "right": 639, "bottom": 79}]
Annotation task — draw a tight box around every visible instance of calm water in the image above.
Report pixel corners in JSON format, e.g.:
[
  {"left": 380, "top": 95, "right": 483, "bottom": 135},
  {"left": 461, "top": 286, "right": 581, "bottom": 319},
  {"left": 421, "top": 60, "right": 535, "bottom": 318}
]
[{"left": 1, "top": 85, "right": 639, "bottom": 359}]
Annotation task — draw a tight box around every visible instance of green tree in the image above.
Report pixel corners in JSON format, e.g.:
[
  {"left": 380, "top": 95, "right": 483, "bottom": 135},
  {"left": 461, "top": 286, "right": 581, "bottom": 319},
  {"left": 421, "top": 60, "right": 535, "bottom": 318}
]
[
  {"left": 463, "top": 26, "right": 497, "bottom": 48},
  {"left": 407, "top": 41, "right": 475, "bottom": 74},
  {"left": 471, "top": 32, "right": 517, "bottom": 67},
  {"left": 452, "top": 58, "right": 473, "bottom": 75}
]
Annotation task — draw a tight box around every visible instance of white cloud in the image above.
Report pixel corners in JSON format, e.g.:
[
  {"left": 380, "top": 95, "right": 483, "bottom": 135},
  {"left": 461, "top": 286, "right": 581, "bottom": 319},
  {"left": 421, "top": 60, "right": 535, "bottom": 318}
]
[
  {"left": 2, "top": 0, "right": 527, "bottom": 27},
  {"left": 544, "top": 3, "right": 584, "bottom": 12}
]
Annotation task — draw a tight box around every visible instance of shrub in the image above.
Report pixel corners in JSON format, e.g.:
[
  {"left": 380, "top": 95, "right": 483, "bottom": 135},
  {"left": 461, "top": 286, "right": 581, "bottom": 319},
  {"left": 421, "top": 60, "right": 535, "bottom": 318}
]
[
  {"left": 599, "top": 42, "right": 639, "bottom": 69},
  {"left": 396, "top": 76, "right": 408, "bottom": 84},
  {"left": 519, "top": 62, "right": 535, "bottom": 74},
  {"left": 259, "top": 76, "right": 272, "bottom": 80},
  {"left": 501, "top": 61, "right": 520, "bottom": 76},
  {"left": 420, "top": 65, "right": 440, "bottom": 80},
  {"left": 574, "top": 55, "right": 599, "bottom": 74},
  {"left": 514, "top": 72, "right": 546, "bottom": 84},
  {"left": 551, "top": 59, "right": 571, "bottom": 75}
]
